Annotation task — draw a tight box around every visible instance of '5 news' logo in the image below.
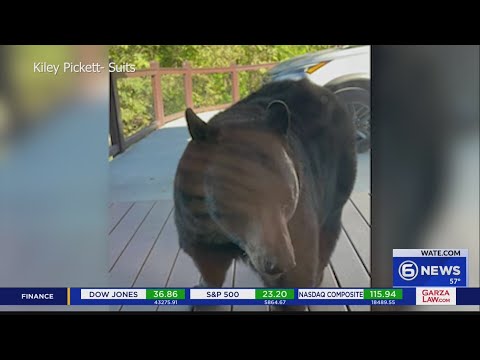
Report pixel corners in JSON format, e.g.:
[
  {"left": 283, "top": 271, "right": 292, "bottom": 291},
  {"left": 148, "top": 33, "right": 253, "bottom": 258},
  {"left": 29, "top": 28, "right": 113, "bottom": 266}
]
[{"left": 393, "top": 249, "right": 468, "bottom": 287}]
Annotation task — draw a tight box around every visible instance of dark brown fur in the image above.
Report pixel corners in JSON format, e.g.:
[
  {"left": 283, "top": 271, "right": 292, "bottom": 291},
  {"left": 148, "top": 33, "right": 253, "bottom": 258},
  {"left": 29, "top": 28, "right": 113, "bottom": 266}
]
[{"left": 174, "top": 79, "right": 356, "bottom": 310}]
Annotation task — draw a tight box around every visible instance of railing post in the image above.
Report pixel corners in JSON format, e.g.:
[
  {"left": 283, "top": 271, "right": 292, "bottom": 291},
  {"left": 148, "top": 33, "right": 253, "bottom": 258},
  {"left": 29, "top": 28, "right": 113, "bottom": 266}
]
[
  {"left": 150, "top": 61, "right": 165, "bottom": 128},
  {"left": 183, "top": 61, "right": 194, "bottom": 109},
  {"left": 110, "top": 72, "right": 125, "bottom": 155},
  {"left": 231, "top": 63, "right": 240, "bottom": 103}
]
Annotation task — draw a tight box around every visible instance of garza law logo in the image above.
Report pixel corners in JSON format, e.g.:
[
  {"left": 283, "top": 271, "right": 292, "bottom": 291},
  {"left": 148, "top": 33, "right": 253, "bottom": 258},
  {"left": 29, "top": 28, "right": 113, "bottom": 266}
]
[{"left": 398, "top": 260, "right": 419, "bottom": 281}]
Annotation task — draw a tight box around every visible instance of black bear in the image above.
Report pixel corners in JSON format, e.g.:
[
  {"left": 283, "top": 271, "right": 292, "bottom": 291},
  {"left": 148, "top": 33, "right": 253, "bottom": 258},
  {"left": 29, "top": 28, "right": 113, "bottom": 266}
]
[{"left": 174, "top": 79, "right": 357, "bottom": 310}]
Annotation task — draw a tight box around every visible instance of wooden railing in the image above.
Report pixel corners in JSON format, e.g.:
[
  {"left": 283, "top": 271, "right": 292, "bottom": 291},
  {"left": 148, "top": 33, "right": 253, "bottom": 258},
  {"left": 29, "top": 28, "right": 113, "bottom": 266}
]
[{"left": 109, "top": 61, "right": 276, "bottom": 157}]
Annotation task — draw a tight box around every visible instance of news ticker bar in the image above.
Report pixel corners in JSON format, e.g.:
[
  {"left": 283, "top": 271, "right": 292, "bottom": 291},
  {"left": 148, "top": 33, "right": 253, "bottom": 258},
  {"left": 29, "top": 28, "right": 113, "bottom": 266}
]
[{"left": 1, "top": 288, "right": 480, "bottom": 306}]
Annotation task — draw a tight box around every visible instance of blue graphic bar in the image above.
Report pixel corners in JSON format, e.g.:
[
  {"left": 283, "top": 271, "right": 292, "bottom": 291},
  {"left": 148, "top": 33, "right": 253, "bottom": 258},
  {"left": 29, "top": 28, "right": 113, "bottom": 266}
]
[
  {"left": 393, "top": 249, "right": 468, "bottom": 287},
  {"left": 0, "top": 288, "right": 67, "bottom": 305},
  {"left": 456, "top": 288, "right": 480, "bottom": 305},
  {"left": 64, "top": 287, "right": 440, "bottom": 306},
  {"left": 0, "top": 288, "right": 480, "bottom": 306}
]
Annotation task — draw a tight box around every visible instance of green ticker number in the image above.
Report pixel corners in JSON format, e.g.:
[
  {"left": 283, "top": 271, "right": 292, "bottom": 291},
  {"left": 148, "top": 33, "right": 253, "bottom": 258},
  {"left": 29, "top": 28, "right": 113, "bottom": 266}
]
[
  {"left": 255, "top": 289, "right": 294, "bottom": 300},
  {"left": 155, "top": 290, "right": 176, "bottom": 298},
  {"left": 146, "top": 289, "right": 185, "bottom": 300},
  {"left": 364, "top": 289, "right": 403, "bottom": 300}
]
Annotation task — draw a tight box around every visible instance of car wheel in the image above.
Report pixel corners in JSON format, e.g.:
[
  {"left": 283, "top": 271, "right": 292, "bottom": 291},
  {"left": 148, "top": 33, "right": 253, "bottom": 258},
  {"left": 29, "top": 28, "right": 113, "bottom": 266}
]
[{"left": 326, "top": 79, "right": 371, "bottom": 153}]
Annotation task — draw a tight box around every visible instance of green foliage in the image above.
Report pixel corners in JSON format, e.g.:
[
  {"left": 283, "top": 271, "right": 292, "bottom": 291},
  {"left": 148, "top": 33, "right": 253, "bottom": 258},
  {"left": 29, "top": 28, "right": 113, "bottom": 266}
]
[
  {"left": 110, "top": 45, "right": 337, "bottom": 138},
  {"left": 117, "top": 77, "right": 154, "bottom": 137},
  {"left": 161, "top": 75, "right": 184, "bottom": 115},
  {"left": 193, "top": 73, "right": 232, "bottom": 108},
  {"left": 239, "top": 68, "right": 269, "bottom": 99}
]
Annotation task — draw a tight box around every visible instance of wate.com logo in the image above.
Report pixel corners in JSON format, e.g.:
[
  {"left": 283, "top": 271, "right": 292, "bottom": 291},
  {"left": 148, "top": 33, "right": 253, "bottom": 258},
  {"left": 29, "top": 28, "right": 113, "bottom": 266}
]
[
  {"left": 398, "top": 260, "right": 419, "bottom": 281},
  {"left": 393, "top": 249, "right": 468, "bottom": 287}
]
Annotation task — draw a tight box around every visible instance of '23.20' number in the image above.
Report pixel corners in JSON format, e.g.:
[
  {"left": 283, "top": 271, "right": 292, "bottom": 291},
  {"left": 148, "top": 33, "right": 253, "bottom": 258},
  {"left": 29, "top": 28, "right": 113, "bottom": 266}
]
[{"left": 262, "top": 290, "right": 288, "bottom": 298}]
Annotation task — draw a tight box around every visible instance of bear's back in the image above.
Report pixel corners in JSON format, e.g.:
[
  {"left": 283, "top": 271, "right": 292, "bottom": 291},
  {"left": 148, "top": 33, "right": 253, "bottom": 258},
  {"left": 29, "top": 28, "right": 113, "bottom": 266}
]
[{"left": 208, "top": 79, "right": 347, "bottom": 140}]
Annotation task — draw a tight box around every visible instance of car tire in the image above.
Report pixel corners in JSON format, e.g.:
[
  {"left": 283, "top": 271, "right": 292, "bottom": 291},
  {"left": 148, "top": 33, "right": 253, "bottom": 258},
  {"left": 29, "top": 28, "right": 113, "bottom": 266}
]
[
  {"left": 326, "top": 78, "right": 370, "bottom": 94},
  {"left": 326, "top": 79, "right": 371, "bottom": 153}
]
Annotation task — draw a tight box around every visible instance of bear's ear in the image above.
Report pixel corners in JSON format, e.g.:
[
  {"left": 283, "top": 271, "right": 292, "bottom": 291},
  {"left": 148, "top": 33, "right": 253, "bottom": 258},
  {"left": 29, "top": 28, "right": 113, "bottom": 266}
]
[
  {"left": 266, "top": 100, "right": 291, "bottom": 136},
  {"left": 186, "top": 108, "right": 210, "bottom": 141}
]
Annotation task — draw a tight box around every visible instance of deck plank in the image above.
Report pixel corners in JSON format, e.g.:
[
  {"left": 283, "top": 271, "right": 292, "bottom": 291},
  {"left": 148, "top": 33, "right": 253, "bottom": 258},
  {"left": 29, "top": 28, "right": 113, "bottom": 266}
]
[
  {"left": 330, "top": 229, "right": 371, "bottom": 311},
  {"left": 109, "top": 201, "right": 134, "bottom": 234},
  {"left": 113, "top": 195, "right": 370, "bottom": 312},
  {"left": 157, "top": 250, "right": 201, "bottom": 312},
  {"left": 309, "top": 264, "right": 348, "bottom": 312},
  {"left": 121, "top": 207, "right": 179, "bottom": 311},
  {"left": 109, "top": 200, "right": 173, "bottom": 287},
  {"left": 342, "top": 200, "right": 371, "bottom": 273},
  {"left": 108, "top": 202, "right": 159, "bottom": 311},
  {"left": 109, "top": 201, "right": 155, "bottom": 270},
  {"left": 233, "top": 260, "right": 268, "bottom": 312},
  {"left": 350, "top": 192, "right": 370, "bottom": 225}
]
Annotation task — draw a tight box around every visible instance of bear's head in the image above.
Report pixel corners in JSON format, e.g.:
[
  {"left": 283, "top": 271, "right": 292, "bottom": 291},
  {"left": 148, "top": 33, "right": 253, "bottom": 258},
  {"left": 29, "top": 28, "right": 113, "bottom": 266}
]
[{"left": 185, "top": 103, "right": 299, "bottom": 277}]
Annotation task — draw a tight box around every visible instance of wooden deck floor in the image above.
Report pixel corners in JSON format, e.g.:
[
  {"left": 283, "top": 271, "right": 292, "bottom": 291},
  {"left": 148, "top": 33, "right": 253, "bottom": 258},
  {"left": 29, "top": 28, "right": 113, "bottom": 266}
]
[{"left": 108, "top": 192, "right": 370, "bottom": 312}]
